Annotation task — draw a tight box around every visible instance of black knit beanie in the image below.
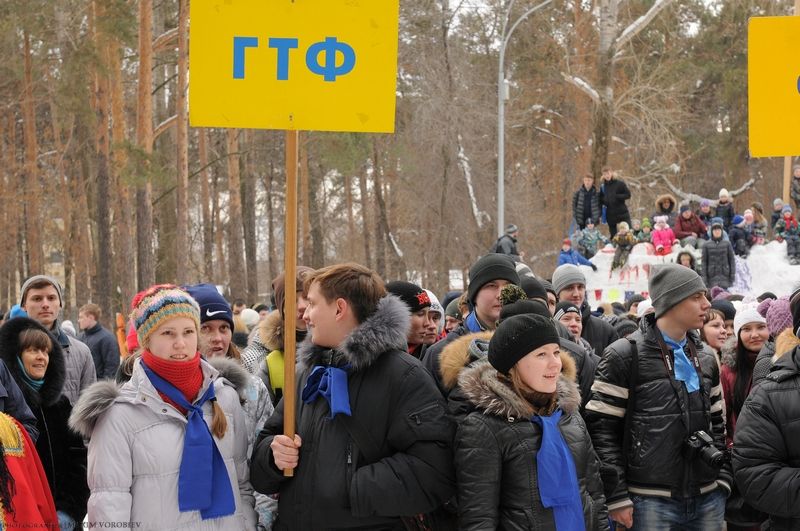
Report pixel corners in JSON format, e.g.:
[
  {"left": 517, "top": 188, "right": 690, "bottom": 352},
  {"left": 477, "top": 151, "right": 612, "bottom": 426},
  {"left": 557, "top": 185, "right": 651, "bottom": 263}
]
[
  {"left": 386, "top": 281, "right": 431, "bottom": 313},
  {"left": 553, "top": 301, "right": 581, "bottom": 322},
  {"left": 520, "top": 276, "right": 548, "bottom": 302},
  {"left": 711, "top": 299, "right": 737, "bottom": 322},
  {"left": 467, "top": 254, "right": 520, "bottom": 304},
  {"left": 488, "top": 314, "right": 560, "bottom": 375}
]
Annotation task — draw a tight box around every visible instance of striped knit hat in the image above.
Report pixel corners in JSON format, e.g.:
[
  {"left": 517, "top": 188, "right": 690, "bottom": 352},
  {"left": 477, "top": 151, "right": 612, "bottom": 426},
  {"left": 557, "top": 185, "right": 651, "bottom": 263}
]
[{"left": 130, "top": 284, "right": 201, "bottom": 346}]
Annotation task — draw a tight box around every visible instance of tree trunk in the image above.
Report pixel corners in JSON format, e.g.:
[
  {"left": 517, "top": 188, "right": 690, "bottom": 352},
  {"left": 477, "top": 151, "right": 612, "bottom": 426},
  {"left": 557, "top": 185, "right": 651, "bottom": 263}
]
[
  {"left": 136, "top": 0, "right": 155, "bottom": 290},
  {"left": 226, "top": 129, "right": 247, "bottom": 300},
  {"left": 109, "top": 27, "right": 134, "bottom": 312},
  {"left": 372, "top": 141, "right": 386, "bottom": 278},
  {"left": 307, "top": 158, "right": 325, "bottom": 269},
  {"left": 198, "top": 129, "right": 213, "bottom": 279},
  {"left": 299, "top": 132, "right": 312, "bottom": 263},
  {"left": 241, "top": 130, "right": 258, "bottom": 301},
  {"left": 264, "top": 161, "right": 277, "bottom": 281},
  {"left": 22, "top": 30, "right": 44, "bottom": 275},
  {"left": 212, "top": 163, "right": 226, "bottom": 283},
  {"left": 358, "top": 166, "right": 372, "bottom": 269},
  {"left": 175, "top": 0, "right": 190, "bottom": 284},
  {"left": 92, "top": 0, "right": 113, "bottom": 324}
]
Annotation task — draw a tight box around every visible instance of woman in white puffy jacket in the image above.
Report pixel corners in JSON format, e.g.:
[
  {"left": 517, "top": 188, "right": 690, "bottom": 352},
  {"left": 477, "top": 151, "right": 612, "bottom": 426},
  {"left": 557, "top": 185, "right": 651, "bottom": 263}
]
[{"left": 69, "top": 285, "right": 257, "bottom": 530}]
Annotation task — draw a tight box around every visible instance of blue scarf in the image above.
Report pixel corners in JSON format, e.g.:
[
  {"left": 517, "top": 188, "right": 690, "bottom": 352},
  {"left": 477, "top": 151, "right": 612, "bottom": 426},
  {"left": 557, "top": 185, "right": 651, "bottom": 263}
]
[
  {"left": 464, "top": 312, "right": 485, "bottom": 333},
  {"left": 141, "top": 362, "right": 235, "bottom": 520},
  {"left": 661, "top": 332, "right": 700, "bottom": 393},
  {"left": 17, "top": 357, "right": 44, "bottom": 391},
  {"left": 531, "top": 410, "right": 585, "bottom": 531},
  {"left": 302, "top": 364, "right": 352, "bottom": 418}
]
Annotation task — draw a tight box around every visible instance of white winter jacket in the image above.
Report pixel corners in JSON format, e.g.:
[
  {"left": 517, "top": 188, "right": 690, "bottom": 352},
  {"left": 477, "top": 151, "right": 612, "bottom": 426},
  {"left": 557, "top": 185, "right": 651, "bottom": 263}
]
[{"left": 69, "top": 358, "right": 257, "bottom": 530}]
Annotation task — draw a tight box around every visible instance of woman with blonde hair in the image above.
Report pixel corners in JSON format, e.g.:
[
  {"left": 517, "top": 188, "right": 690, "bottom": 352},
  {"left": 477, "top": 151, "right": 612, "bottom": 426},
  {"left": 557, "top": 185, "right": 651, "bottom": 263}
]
[{"left": 70, "top": 284, "right": 257, "bottom": 530}]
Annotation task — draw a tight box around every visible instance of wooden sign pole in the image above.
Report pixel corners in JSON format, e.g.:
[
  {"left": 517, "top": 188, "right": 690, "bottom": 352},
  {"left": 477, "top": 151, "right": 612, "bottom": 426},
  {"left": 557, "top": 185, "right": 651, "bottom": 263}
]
[{"left": 283, "top": 129, "right": 299, "bottom": 477}]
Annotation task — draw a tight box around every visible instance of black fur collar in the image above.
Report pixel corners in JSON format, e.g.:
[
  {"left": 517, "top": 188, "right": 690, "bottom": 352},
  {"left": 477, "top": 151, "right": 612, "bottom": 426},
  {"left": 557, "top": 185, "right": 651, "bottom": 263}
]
[
  {"left": 298, "top": 295, "right": 410, "bottom": 372},
  {"left": 0, "top": 317, "right": 66, "bottom": 408}
]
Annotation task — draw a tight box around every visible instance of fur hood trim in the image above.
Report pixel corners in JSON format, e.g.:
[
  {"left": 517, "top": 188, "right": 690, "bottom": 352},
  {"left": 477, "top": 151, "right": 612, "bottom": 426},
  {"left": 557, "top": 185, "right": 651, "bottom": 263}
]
[
  {"left": 68, "top": 357, "right": 233, "bottom": 438},
  {"left": 298, "top": 295, "right": 410, "bottom": 372},
  {"left": 257, "top": 310, "right": 284, "bottom": 352},
  {"left": 207, "top": 357, "right": 250, "bottom": 402},
  {"left": 775, "top": 329, "right": 800, "bottom": 362},
  {"left": 0, "top": 317, "right": 66, "bottom": 408},
  {"left": 655, "top": 193, "right": 677, "bottom": 211},
  {"left": 439, "top": 331, "right": 493, "bottom": 391},
  {"left": 721, "top": 337, "right": 738, "bottom": 369},
  {"left": 68, "top": 380, "right": 120, "bottom": 438},
  {"left": 457, "top": 352, "right": 580, "bottom": 419}
]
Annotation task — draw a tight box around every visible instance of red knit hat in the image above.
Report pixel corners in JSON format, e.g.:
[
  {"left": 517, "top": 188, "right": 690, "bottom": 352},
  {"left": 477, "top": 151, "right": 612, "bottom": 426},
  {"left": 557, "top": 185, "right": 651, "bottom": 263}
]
[{"left": 562, "top": 238, "right": 571, "bottom": 246}]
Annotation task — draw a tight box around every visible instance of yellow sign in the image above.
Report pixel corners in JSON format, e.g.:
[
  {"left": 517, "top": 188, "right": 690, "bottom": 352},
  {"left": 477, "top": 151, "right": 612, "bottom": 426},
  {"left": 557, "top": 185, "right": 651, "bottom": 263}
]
[
  {"left": 189, "top": 0, "right": 399, "bottom": 133},
  {"left": 748, "top": 16, "right": 800, "bottom": 157}
]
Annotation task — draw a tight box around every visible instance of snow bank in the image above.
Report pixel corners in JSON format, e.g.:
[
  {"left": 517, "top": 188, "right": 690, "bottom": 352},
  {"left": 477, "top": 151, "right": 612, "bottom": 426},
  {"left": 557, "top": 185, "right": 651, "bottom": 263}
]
[{"left": 583, "top": 240, "right": 799, "bottom": 305}]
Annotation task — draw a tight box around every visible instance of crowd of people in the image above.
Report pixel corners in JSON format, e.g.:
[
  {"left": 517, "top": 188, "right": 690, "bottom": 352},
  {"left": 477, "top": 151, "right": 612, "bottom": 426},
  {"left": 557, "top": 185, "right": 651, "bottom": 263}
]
[
  {"left": 568, "top": 167, "right": 800, "bottom": 272},
  {"left": 0, "top": 165, "right": 797, "bottom": 530},
  {"left": 0, "top": 243, "right": 797, "bottom": 531}
]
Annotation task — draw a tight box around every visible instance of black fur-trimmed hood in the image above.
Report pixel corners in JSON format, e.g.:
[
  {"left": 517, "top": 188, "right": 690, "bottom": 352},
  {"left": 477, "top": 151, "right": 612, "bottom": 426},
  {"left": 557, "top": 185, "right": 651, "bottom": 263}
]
[
  {"left": 458, "top": 352, "right": 580, "bottom": 420},
  {"left": 0, "top": 317, "right": 66, "bottom": 408},
  {"left": 298, "top": 294, "right": 410, "bottom": 372}
]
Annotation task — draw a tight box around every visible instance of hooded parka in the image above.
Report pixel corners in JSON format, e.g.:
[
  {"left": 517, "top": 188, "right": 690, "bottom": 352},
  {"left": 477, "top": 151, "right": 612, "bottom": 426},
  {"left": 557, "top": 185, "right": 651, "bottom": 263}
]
[
  {"left": 0, "top": 317, "right": 89, "bottom": 523},
  {"left": 454, "top": 355, "right": 609, "bottom": 530},
  {"left": 68, "top": 357, "right": 258, "bottom": 530}
]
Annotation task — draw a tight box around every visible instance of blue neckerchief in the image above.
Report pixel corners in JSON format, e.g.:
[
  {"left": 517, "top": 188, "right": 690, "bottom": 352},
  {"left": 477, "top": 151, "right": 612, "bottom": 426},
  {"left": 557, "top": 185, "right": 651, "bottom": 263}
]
[
  {"left": 301, "top": 364, "right": 352, "bottom": 418},
  {"left": 531, "top": 410, "right": 586, "bottom": 531},
  {"left": 661, "top": 332, "right": 700, "bottom": 393},
  {"left": 464, "top": 312, "right": 485, "bottom": 333},
  {"left": 141, "top": 362, "right": 235, "bottom": 520},
  {"left": 17, "top": 357, "right": 45, "bottom": 391}
]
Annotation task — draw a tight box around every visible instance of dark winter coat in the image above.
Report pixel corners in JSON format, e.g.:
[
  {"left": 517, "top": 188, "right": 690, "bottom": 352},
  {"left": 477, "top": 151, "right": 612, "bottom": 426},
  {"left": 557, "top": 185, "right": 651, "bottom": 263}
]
[
  {"left": 573, "top": 186, "right": 602, "bottom": 228},
  {"left": 674, "top": 212, "right": 708, "bottom": 240},
  {"left": 701, "top": 237, "right": 736, "bottom": 289},
  {"left": 729, "top": 225, "right": 750, "bottom": 256},
  {"left": 454, "top": 357, "right": 609, "bottom": 531},
  {"left": 771, "top": 210, "right": 783, "bottom": 232},
  {"left": 0, "top": 358, "right": 38, "bottom": 440},
  {"left": 585, "top": 316, "right": 731, "bottom": 512},
  {"left": 720, "top": 341, "right": 757, "bottom": 447},
  {"left": 599, "top": 178, "right": 632, "bottom": 223},
  {"left": 652, "top": 194, "right": 678, "bottom": 227},
  {"left": 250, "top": 295, "right": 455, "bottom": 530},
  {"left": 494, "top": 234, "right": 520, "bottom": 260},
  {"left": 581, "top": 302, "right": 619, "bottom": 360},
  {"left": 0, "top": 317, "right": 89, "bottom": 523},
  {"left": 715, "top": 201, "right": 735, "bottom": 230},
  {"left": 558, "top": 334, "right": 600, "bottom": 414},
  {"left": 792, "top": 177, "right": 800, "bottom": 204},
  {"left": 732, "top": 334, "right": 800, "bottom": 531},
  {"left": 79, "top": 322, "right": 120, "bottom": 380},
  {"left": 751, "top": 339, "right": 776, "bottom": 388}
]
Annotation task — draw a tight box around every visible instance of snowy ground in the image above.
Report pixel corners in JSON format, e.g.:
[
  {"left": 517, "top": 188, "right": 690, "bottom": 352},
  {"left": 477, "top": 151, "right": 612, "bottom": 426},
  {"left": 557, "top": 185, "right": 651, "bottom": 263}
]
[{"left": 583, "top": 240, "right": 800, "bottom": 305}]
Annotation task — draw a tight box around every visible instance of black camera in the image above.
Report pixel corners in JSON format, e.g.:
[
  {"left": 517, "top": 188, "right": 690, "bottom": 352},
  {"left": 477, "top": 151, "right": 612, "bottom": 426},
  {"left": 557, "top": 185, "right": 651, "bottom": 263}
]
[{"left": 686, "top": 430, "right": 727, "bottom": 469}]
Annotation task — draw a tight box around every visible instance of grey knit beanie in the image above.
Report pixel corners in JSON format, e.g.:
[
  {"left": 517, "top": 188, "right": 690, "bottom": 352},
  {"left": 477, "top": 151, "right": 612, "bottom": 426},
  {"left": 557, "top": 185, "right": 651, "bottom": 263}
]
[
  {"left": 552, "top": 264, "right": 586, "bottom": 296},
  {"left": 20, "top": 275, "right": 63, "bottom": 306},
  {"left": 649, "top": 264, "right": 707, "bottom": 318}
]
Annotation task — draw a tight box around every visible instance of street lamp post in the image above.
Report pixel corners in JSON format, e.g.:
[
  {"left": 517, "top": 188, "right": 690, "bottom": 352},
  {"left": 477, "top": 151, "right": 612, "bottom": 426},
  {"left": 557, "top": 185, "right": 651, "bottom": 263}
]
[{"left": 497, "top": 0, "right": 553, "bottom": 237}]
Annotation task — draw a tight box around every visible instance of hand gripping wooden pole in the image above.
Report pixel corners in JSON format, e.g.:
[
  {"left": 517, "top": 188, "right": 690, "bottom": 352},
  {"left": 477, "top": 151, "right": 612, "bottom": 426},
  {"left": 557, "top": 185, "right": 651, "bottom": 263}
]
[{"left": 283, "top": 129, "right": 299, "bottom": 477}]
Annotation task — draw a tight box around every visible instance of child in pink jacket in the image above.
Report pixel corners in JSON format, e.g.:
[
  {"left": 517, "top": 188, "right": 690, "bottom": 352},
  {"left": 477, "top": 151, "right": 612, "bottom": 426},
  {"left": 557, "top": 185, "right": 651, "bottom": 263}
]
[{"left": 651, "top": 215, "right": 678, "bottom": 256}]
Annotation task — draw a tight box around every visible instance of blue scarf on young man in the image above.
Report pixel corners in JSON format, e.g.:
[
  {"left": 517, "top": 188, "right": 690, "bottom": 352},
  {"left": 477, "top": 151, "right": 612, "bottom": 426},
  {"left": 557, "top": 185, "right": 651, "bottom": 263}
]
[
  {"left": 302, "top": 363, "right": 352, "bottom": 418},
  {"left": 531, "top": 409, "right": 585, "bottom": 531},
  {"left": 141, "top": 362, "right": 236, "bottom": 520},
  {"left": 661, "top": 332, "right": 700, "bottom": 393}
]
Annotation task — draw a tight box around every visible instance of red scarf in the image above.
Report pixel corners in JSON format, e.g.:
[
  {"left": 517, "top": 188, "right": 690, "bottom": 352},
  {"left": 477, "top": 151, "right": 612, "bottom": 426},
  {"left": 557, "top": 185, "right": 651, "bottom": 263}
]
[{"left": 142, "top": 350, "right": 203, "bottom": 415}]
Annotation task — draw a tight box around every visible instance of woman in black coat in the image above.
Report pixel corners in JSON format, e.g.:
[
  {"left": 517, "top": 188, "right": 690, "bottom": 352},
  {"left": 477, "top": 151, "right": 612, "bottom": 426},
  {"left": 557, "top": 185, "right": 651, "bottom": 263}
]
[
  {"left": 0, "top": 317, "right": 89, "bottom": 529},
  {"left": 454, "top": 314, "right": 608, "bottom": 530}
]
